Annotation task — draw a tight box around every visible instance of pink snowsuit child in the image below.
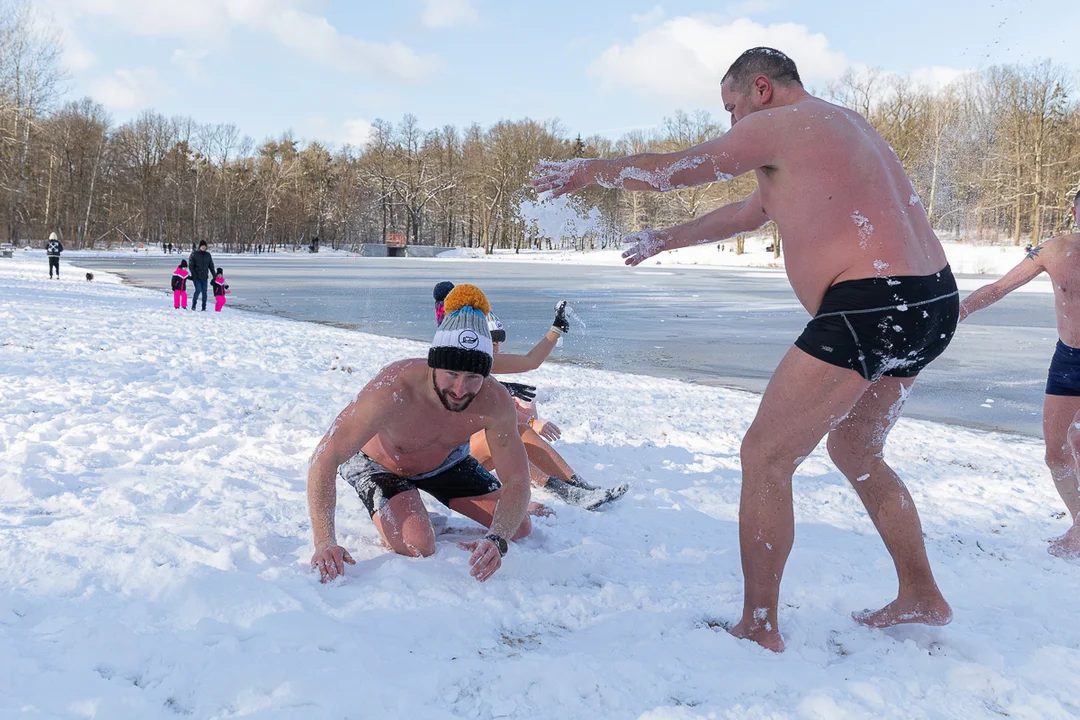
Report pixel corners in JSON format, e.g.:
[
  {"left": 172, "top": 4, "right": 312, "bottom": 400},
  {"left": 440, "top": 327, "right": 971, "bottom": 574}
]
[
  {"left": 171, "top": 261, "right": 191, "bottom": 309},
  {"left": 212, "top": 268, "right": 229, "bottom": 312}
]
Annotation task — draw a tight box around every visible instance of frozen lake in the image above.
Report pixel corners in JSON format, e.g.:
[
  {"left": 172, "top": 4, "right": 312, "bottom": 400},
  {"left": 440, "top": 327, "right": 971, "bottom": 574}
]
[{"left": 77, "top": 253, "right": 1057, "bottom": 437}]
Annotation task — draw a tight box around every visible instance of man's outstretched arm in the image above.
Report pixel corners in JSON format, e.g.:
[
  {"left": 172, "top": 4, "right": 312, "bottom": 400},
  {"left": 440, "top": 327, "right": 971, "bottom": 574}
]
[
  {"left": 533, "top": 112, "right": 779, "bottom": 198},
  {"left": 622, "top": 189, "right": 769, "bottom": 266},
  {"left": 960, "top": 246, "right": 1048, "bottom": 321},
  {"left": 307, "top": 367, "right": 396, "bottom": 581}
]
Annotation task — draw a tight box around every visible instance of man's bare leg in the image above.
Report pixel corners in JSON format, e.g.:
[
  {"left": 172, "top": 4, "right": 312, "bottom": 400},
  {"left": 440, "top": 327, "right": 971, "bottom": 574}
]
[
  {"left": 826, "top": 377, "right": 952, "bottom": 628},
  {"left": 470, "top": 433, "right": 554, "bottom": 516},
  {"left": 372, "top": 490, "right": 437, "bottom": 557},
  {"left": 449, "top": 489, "right": 533, "bottom": 540},
  {"left": 522, "top": 427, "right": 576, "bottom": 481},
  {"left": 731, "top": 347, "right": 871, "bottom": 652},
  {"left": 1048, "top": 400, "right": 1080, "bottom": 558}
]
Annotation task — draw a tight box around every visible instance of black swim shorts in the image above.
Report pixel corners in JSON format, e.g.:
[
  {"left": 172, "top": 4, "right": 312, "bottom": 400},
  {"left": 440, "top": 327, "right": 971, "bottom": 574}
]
[
  {"left": 337, "top": 444, "right": 501, "bottom": 517},
  {"left": 794, "top": 265, "right": 959, "bottom": 381},
  {"left": 1046, "top": 340, "right": 1080, "bottom": 396}
]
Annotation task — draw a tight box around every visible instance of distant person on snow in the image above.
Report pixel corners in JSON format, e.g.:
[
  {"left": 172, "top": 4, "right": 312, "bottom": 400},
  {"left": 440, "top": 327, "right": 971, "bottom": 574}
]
[
  {"left": 212, "top": 267, "right": 229, "bottom": 312},
  {"left": 188, "top": 240, "right": 216, "bottom": 312},
  {"left": 308, "top": 284, "right": 532, "bottom": 584},
  {"left": 47, "top": 232, "right": 63, "bottom": 279},
  {"left": 959, "top": 190, "right": 1080, "bottom": 559},
  {"left": 171, "top": 259, "right": 191, "bottom": 309}
]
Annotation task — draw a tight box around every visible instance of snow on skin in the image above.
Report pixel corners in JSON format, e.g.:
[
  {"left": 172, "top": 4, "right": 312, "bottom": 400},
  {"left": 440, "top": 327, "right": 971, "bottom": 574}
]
[
  {"left": 1, "top": 252, "right": 1080, "bottom": 717},
  {"left": 851, "top": 211, "right": 875, "bottom": 248}
]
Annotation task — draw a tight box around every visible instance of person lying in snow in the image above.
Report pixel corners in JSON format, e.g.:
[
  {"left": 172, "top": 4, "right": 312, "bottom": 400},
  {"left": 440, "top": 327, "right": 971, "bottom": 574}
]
[{"left": 434, "top": 281, "right": 629, "bottom": 510}]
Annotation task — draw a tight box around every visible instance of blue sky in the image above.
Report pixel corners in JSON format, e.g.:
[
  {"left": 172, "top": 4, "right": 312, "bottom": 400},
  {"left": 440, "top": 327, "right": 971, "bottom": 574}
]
[{"left": 40, "top": 0, "right": 1080, "bottom": 148}]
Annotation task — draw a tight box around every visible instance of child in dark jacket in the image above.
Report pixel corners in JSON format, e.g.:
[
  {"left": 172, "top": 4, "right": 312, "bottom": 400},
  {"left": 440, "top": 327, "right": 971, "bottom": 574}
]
[
  {"left": 171, "top": 260, "right": 191, "bottom": 309},
  {"left": 212, "top": 267, "right": 229, "bottom": 312}
]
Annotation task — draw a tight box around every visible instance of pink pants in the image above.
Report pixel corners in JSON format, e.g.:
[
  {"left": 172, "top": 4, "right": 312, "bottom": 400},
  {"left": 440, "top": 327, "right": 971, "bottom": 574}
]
[
  {"left": 174, "top": 290, "right": 187, "bottom": 309},
  {"left": 215, "top": 296, "right": 226, "bottom": 312}
]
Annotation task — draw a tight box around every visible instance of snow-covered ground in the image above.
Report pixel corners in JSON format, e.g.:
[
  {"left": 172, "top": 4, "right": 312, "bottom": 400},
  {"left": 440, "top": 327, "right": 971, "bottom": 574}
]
[
  {"left": 2, "top": 253, "right": 1079, "bottom": 719},
  {"left": 437, "top": 234, "right": 1042, "bottom": 277}
]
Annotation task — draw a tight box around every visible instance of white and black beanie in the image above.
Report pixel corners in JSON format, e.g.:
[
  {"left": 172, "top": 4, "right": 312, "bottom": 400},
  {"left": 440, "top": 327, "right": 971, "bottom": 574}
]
[
  {"left": 428, "top": 284, "right": 494, "bottom": 376},
  {"left": 487, "top": 312, "right": 506, "bottom": 343}
]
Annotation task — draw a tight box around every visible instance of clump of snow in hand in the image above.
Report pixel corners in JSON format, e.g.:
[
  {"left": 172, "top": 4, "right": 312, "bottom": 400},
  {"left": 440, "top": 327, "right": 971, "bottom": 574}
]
[
  {"left": 622, "top": 229, "right": 667, "bottom": 262},
  {"left": 519, "top": 192, "right": 603, "bottom": 244},
  {"left": 534, "top": 158, "right": 588, "bottom": 195},
  {"left": 851, "top": 211, "right": 874, "bottom": 248},
  {"left": 873, "top": 259, "right": 890, "bottom": 274}
]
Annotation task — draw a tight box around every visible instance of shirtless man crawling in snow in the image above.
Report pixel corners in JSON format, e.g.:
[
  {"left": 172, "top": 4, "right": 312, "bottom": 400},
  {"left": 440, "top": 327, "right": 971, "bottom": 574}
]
[
  {"left": 961, "top": 191, "right": 1080, "bottom": 559},
  {"left": 534, "top": 47, "right": 958, "bottom": 651},
  {"left": 307, "top": 284, "right": 532, "bottom": 583}
]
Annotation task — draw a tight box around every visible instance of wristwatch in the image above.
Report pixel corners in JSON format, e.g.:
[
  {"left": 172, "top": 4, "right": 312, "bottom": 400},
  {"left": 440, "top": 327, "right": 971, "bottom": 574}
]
[{"left": 484, "top": 533, "right": 508, "bottom": 557}]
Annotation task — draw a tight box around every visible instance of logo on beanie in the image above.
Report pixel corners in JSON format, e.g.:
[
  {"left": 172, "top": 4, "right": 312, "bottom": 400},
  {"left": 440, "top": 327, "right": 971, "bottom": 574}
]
[{"left": 458, "top": 330, "right": 480, "bottom": 349}]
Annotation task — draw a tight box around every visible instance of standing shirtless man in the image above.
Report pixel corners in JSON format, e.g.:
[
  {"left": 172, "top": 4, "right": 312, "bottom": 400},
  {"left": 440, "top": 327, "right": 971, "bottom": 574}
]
[
  {"left": 960, "top": 191, "right": 1080, "bottom": 559},
  {"left": 307, "top": 284, "right": 532, "bottom": 583},
  {"left": 534, "top": 48, "right": 957, "bottom": 651}
]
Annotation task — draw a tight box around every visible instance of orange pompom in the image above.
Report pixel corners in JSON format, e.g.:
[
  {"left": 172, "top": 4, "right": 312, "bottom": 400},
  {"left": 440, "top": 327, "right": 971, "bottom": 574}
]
[{"left": 443, "top": 284, "right": 490, "bottom": 315}]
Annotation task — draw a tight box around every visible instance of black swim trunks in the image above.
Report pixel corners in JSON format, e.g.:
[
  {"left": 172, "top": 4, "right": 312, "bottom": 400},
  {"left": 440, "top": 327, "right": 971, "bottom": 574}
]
[
  {"left": 337, "top": 443, "right": 501, "bottom": 517},
  {"left": 1046, "top": 341, "right": 1080, "bottom": 396},
  {"left": 795, "top": 265, "right": 959, "bottom": 381}
]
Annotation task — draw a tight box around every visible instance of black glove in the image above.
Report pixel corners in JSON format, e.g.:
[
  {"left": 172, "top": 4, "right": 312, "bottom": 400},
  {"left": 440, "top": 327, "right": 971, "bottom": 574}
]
[
  {"left": 499, "top": 381, "right": 537, "bottom": 402},
  {"left": 552, "top": 300, "right": 570, "bottom": 336}
]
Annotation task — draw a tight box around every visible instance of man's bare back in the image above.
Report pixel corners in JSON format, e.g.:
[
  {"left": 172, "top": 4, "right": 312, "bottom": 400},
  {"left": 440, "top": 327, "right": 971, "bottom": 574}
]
[
  {"left": 534, "top": 99, "right": 948, "bottom": 314},
  {"left": 739, "top": 97, "right": 948, "bottom": 311}
]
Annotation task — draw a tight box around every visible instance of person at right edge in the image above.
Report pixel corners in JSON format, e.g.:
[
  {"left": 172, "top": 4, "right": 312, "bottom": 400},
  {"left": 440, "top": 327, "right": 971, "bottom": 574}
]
[
  {"left": 534, "top": 47, "right": 957, "bottom": 652},
  {"left": 960, "top": 190, "right": 1080, "bottom": 559},
  {"left": 188, "top": 240, "right": 216, "bottom": 311}
]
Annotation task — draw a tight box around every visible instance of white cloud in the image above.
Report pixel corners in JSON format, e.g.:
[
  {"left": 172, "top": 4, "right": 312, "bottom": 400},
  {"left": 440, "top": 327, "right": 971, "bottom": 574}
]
[
  {"left": 56, "top": 24, "right": 97, "bottom": 72},
  {"left": 43, "top": 0, "right": 436, "bottom": 82},
  {"left": 252, "top": 8, "right": 435, "bottom": 82},
  {"left": 631, "top": 5, "right": 665, "bottom": 28},
  {"left": 907, "top": 66, "right": 973, "bottom": 91},
  {"left": 301, "top": 117, "right": 375, "bottom": 149},
  {"left": 589, "top": 16, "right": 967, "bottom": 110},
  {"left": 419, "top": 0, "right": 478, "bottom": 29},
  {"left": 171, "top": 48, "right": 210, "bottom": 78},
  {"left": 90, "top": 68, "right": 166, "bottom": 109},
  {"left": 341, "top": 119, "right": 374, "bottom": 147}
]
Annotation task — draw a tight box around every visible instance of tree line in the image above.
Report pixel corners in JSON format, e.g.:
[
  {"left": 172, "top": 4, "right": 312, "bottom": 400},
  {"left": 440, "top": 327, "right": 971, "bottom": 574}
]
[{"left": 2, "top": 3, "right": 1078, "bottom": 253}]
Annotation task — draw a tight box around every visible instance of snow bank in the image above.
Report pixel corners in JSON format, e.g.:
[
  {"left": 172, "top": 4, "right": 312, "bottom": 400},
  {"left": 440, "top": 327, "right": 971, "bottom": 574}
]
[
  {"left": 1, "top": 253, "right": 1078, "bottom": 718},
  {"left": 434, "top": 236, "right": 1040, "bottom": 278}
]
